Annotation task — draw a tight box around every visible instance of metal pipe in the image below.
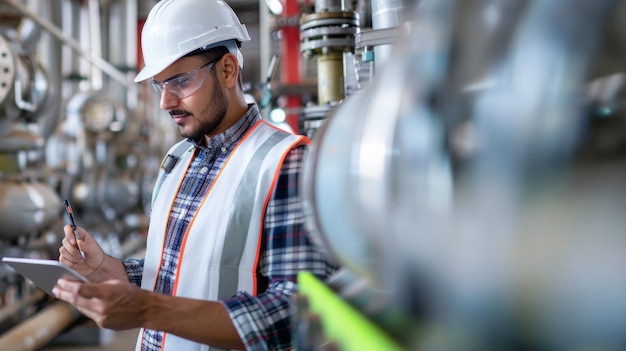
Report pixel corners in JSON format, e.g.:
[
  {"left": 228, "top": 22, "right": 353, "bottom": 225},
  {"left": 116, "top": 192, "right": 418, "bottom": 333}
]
[
  {"left": 0, "top": 302, "right": 82, "bottom": 351},
  {"left": 124, "top": 0, "right": 138, "bottom": 109},
  {"left": 1, "top": 0, "right": 132, "bottom": 87},
  {"left": 300, "top": 11, "right": 359, "bottom": 103},
  {"left": 0, "top": 290, "right": 46, "bottom": 325},
  {"left": 317, "top": 51, "right": 345, "bottom": 104},
  {"left": 281, "top": 0, "right": 302, "bottom": 133},
  {"left": 33, "top": 0, "right": 63, "bottom": 140},
  {"left": 60, "top": 0, "right": 79, "bottom": 95},
  {"left": 87, "top": 0, "right": 103, "bottom": 90},
  {"left": 107, "top": 0, "right": 138, "bottom": 108},
  {"left": 259, "top": 0, "right": 273, "bottom": 120},
  {"left": 371, "top": 0, "right": 408, "bottom": 69},
  {"left": 259, "top": 0, "right": 271, "bottom": 86},
  {"left": 315, "top": 0, "right": 342, "bottom": 12}
]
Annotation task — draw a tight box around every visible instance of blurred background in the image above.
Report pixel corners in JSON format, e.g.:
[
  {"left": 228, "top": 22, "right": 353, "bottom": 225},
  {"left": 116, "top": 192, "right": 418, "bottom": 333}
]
[{"left": 0, "top": 0, "right": 626, "bottom": 350}]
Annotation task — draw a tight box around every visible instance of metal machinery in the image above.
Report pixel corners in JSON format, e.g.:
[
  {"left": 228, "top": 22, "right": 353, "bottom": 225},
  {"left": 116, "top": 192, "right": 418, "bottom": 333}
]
[
  {"left": 0, "top": 0, "right": 175, "bottom": 349},
  {"left": 299, "top": 0, "right": 359, "bottom": 136},
  {"left": 0, "top": 28, "right": 61, "bottom": 243},
  {"left": 0, "top": 0, "right": 624, "bottom": 350},
  {"left": 297, "top": 0, "right": 626, "bottom": 350},
  {"left": 299, "top": 0, "right": 408, "bottom": 137}
]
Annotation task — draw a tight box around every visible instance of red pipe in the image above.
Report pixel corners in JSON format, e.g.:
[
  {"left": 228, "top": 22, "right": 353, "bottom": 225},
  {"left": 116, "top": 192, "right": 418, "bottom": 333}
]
[
  {"left": 137, "top": 19, "right": 146, "bottom": 72},
  {"left": 281, "top": 0, "right": 302, "bottom": 134}
]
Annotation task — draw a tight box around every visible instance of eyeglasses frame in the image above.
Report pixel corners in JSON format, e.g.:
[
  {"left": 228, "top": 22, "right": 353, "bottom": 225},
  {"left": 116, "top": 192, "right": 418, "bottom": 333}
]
[{"left": 151, "top": 58, "right": 220, "bottom": 99}]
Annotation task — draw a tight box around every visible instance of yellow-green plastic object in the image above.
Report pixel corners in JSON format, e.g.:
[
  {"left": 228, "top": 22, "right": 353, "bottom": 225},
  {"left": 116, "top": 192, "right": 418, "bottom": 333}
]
[{"left": 297, "top": 271, "right": 404, "bottom": 351}]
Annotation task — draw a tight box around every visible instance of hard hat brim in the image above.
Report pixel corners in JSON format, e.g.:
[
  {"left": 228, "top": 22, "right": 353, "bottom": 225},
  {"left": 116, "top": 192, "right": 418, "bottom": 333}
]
[{"left": 134, "top": 53, "right": 185, "bottom": 83}]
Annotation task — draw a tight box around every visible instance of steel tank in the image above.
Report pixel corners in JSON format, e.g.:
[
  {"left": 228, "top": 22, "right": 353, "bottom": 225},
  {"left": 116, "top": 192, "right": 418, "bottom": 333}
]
[{"left": 0, "top": 181, "right": 62, "bottom": 239}]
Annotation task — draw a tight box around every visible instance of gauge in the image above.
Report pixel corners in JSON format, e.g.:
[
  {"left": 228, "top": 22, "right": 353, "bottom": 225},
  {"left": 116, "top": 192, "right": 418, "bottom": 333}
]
[
  {"left": 66, "top": 91, "right": 125, "bottom": 133},
  {"left": 82, "top": 99, "right": 115, "bottom": 132}
]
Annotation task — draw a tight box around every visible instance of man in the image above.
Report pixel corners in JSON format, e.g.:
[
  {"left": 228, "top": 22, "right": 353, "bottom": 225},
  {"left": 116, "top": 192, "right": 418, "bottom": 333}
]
[{"left": 53, "top": 0, "right": 337, "bottom": 350}]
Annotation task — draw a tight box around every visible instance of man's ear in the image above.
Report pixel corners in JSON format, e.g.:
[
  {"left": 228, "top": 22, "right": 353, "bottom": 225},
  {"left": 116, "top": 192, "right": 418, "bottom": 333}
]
[{"left": 220, "top": 53, "right": 239, "bottom": 89}]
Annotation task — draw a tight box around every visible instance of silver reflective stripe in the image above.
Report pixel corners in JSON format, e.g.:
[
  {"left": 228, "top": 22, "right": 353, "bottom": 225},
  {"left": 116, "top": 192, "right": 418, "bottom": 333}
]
[
  {"left": 208, "top": 132, "right": 290, "bottom": 351},
  {"left": 217, "top": 131, "right": 290, "bottom": 301}
]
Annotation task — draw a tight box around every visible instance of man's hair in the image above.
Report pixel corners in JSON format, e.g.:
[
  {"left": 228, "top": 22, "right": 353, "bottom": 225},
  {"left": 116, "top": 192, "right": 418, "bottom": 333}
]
[{"left": 185, "top": 42, "right": 244, "bottom": 88}]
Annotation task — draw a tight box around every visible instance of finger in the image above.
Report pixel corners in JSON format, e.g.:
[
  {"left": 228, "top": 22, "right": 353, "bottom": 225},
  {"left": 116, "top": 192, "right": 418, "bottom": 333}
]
[
  {"left": 52, "top": 280, "right": 82, "bottom": 305},
  {"left": 74, "top": 226, "right": 86, "bottom": 242},
  {"left": 52, "top": 284, "right": 99, "bottom": 322},
  {"left": 58, "top": 250, "right": 80, "bottom": 268},
  {"left": 56, "top": 278, "right": 81, "bottom": 291},
  {"left": 61, "top": 280, "right": 110, "bottom": 302},
  {"left": 61, "top": 236, "right": 74, "bottom": 252},
  {"left": 60, "top": 237, "right": 82, "bottom": 261},
  {"left": 52, "top": 285, "right": 71, "bottom": 303},
  {"left": 63, "top": 224, "right": 77, "bottom": 244}
]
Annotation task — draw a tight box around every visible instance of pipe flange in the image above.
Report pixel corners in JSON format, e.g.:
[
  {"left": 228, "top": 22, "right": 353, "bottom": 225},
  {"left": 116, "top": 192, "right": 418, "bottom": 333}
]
[
  {"left": 301, "top": 25, "right": 359, "bottom": 42},
  {"left": 302, "top": 104, "right": 334, "bottom": 121},
  {"left": 355, "top": 26, "right": 403, "bottom": 50},
  {"left": 301, "top": 37, "right": 356, "bottom": 54},
  {"left": 300, "top": 11, "right": 360, "bottom": 56},
  {"left": 300, "top": 11, "right": 360, "bottom": 31}
]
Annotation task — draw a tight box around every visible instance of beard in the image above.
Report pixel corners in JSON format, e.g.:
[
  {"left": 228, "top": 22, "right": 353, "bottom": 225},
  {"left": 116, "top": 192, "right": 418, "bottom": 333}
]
[{"left": 179, "top": 75, "right": 228, "bottom": 142}]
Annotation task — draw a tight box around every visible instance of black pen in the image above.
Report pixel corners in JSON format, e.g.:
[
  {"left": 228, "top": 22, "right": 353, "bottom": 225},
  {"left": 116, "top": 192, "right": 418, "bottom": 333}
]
[{"left": 63, "top": 200, "right": 85, "bottom": 259}]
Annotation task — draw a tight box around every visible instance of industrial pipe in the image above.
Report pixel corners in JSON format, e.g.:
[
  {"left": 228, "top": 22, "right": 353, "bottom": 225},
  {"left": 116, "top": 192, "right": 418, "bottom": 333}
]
[
  {"left": 299, "top": 0, "right": 360, "bottom": 136},
  {"left": 0, "top": 290, "right": 46, "bottom": 326},
  {"left": 1, "top": 0, "right": 133, "bottom": 88},
  {"left": 371, "top": 0, "right": 409, "bottom": 69},
  {"left": 0, "top": 301, "right": 82, "bottom": 351}
]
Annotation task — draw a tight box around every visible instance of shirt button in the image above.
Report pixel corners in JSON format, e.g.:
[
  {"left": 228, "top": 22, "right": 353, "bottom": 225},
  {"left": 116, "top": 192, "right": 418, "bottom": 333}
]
[{"left": 221, "top": 147, "right": 226, "bottom": 153}]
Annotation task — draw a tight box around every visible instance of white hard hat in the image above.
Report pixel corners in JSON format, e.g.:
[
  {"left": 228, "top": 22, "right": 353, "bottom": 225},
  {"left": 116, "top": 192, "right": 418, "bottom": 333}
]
[{"left": 135, "top": 0, "right": 251, "bottom": 83}]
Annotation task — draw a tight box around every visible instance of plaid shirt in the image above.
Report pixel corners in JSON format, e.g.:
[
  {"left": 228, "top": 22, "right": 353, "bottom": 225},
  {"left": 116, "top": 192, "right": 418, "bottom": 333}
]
[{"left": 123, "top": 105, "right": 337, "bottom": 350}]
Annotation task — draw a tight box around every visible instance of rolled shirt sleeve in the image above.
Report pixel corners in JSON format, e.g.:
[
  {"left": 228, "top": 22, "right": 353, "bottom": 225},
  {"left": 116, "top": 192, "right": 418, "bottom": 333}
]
[{"left": 122, "top": 257, "right": 145, "bottom": 286}]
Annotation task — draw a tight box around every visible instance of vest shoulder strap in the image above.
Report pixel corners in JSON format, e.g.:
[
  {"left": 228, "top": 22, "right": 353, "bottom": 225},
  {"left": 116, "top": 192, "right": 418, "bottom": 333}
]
[{"left": 151, "top": 139, "right": 193, "bottom": 208}]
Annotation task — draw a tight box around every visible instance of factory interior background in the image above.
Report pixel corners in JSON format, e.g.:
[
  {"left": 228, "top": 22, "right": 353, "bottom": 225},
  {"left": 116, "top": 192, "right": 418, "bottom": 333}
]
[{"left": 1, "top": 0, "right": 626, "bottom": 350}]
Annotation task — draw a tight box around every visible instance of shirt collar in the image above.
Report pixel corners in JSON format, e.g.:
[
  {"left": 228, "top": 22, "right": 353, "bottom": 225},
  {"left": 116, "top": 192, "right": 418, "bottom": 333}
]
[{"left": 190, "top": 104, "right": 260, "bottom": 151}]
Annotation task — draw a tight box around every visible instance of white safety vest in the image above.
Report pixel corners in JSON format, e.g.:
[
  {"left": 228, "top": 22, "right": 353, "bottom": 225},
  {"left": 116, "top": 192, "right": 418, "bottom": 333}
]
[{"left": 135, "top": 120, "right": 307, "bottom": 351}]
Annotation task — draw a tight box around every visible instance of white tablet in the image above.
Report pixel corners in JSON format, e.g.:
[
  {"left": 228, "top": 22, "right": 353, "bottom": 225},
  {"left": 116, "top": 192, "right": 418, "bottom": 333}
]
[{"left": 2, "top": 257, "right": 89, "bottom": 296}]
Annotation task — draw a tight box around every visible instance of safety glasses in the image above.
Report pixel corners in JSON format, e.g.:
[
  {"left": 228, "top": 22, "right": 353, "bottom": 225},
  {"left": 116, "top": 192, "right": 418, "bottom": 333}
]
[{"left": 151, "top": 59, "right": 218, "bottom": 99}]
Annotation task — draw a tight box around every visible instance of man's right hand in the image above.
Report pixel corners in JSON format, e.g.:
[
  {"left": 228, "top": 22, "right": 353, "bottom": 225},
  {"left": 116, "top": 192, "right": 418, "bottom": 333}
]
[{"left": 59, "top": 224, "right": 106, "bottom": 279}]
